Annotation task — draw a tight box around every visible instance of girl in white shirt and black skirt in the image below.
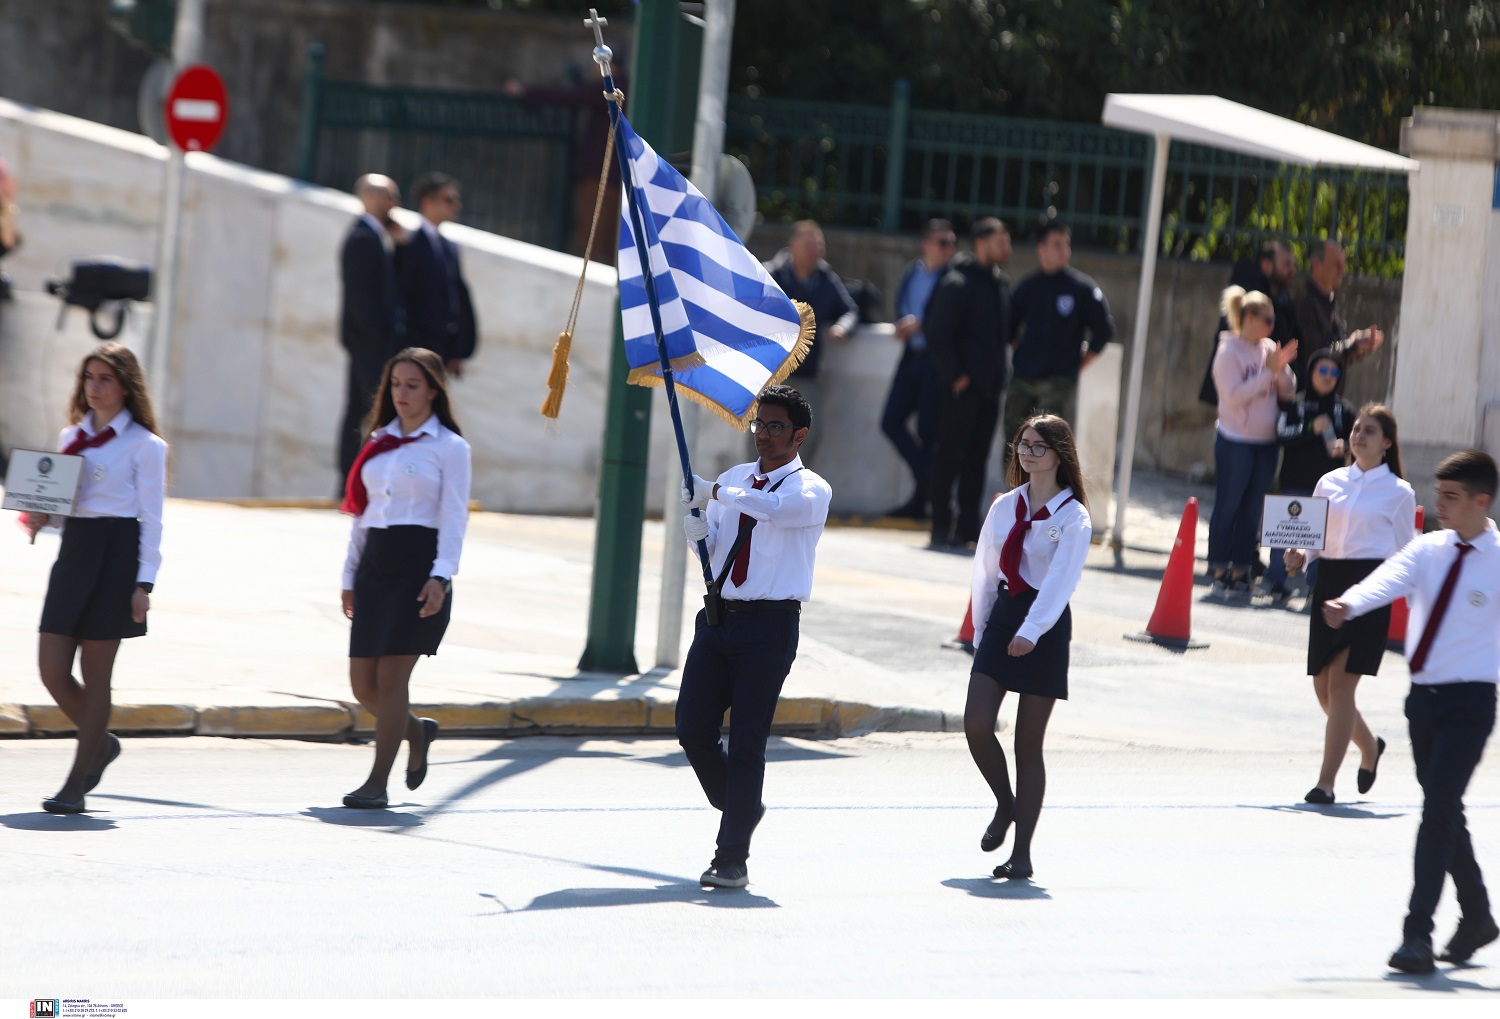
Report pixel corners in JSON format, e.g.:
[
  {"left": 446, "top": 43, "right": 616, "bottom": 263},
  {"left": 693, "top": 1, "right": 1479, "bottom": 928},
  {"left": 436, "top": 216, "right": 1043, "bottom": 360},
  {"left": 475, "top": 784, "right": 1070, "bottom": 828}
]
[
  {"left": 22, "top": 343, "right": 168, "bottom": 814},
  {"left": 1286, "top": 404, "right": 1415, "bottom": 804},
  {"left": 965, "top": 414, "right": 1092, "bottom": 880},
  {"left": 339, "top": 348, "right": 471, "bottom": 809}
]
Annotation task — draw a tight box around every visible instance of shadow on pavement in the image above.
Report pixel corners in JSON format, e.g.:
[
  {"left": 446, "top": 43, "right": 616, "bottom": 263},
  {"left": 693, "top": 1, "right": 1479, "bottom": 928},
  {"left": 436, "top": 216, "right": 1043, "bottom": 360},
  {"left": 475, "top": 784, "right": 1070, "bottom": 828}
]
[
  {"left": 941, "top": 876, "right": 1052, "bottom": 900},
  {"left": 0, "top": 811, "right": 118, "bottom": 831},
  {"left": 418, "top": 741, "right": 638, "bottom": 821},
  {"left": 303, "top": 806, "right": 424, "bottom": 828},
  {"left": 1248, "top": 803, "right": 1406, "bottom": 821},
  {"left": 632, "top": 736, "right": 856, "bottom": 770},
  {"left": 511, "top": 882, "right": 779, "bottom": 912}
]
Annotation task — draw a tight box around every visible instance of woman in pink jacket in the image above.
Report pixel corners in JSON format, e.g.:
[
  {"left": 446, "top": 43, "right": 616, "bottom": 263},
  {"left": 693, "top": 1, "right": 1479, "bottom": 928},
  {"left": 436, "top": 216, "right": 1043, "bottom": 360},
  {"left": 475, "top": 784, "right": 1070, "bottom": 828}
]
[{"left": 1208, "top": 286, "right": 1297, "bottom": 597}]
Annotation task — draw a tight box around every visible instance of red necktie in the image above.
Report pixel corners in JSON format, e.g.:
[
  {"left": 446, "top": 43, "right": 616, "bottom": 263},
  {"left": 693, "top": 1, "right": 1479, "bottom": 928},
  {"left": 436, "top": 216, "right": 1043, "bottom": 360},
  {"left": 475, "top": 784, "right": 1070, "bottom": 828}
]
[
  {"left": 62, "top": 426, "right": 116, "bottom": 457},
  {"left": 341, "top": 433, "right": 422, "bottom": 516},
  {"left": 999, "top": 492, "right": 1071, "bottom": 597},
  {"left": 1407, "top": 542, "right": 1475, "bottom": 674},
  {"left": 728, "top": 476, "right": 769, "bottom": 588}
]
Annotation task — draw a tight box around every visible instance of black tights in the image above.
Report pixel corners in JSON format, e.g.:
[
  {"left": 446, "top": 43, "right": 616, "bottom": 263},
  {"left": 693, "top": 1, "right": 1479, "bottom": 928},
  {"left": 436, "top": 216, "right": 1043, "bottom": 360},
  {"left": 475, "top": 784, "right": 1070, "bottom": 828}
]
[{"left": 963, "top": 672, "right": 1056, "bottom": 868}]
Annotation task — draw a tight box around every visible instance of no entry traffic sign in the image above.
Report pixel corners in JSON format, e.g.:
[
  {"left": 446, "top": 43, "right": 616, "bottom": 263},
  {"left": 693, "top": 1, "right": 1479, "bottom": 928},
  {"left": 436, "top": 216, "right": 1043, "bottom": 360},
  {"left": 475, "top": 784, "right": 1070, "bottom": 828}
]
[{"left": 163, "top": 64, "right": 228, "bottom": 153}]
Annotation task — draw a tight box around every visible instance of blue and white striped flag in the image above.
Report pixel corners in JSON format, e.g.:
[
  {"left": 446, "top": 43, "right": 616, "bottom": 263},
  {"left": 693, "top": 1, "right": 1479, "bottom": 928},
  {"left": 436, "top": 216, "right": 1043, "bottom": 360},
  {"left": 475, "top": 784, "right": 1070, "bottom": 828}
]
[{"left": 617, "top": 114, "right": 813, "bottom": 429}]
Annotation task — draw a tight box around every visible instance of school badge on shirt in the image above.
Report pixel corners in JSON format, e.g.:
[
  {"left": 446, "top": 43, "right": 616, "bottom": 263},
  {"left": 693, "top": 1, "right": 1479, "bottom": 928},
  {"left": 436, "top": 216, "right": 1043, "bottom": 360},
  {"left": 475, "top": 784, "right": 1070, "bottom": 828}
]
[
  {"left": 1056, "top": 294, "right": 1075, "bottom": 317},
  {"left": 1047, "top": 525, "right": 1061, "bottom": 542},
  {"left": 1470, "top": 590, "right": 1487, "bottom": 607}
]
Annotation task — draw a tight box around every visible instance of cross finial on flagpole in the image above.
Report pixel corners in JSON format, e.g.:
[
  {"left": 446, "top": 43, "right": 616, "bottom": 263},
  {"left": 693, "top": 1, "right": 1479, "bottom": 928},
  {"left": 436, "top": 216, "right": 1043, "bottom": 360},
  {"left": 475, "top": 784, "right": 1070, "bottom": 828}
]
[{"left": 585, "top": 9, "right": 613, "bottom": 77}]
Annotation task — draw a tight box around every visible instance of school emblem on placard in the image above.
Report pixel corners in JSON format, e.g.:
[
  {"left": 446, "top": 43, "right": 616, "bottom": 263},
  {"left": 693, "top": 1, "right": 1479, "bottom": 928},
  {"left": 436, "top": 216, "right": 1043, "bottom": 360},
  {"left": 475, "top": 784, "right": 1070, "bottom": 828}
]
[
  {"left": 37, "top": 457, "right": 53, "bottom": 475},
  {"left": 1047, "top": 525, "right": 1061, "bottom": 542},
  {"left": 1056, "top": 294, "right": 1075, "bottom": 317},
  {"left": 1288, "top": 501, "right": 1302, "bottom": 517},
  {"left": 1470, "top": 590, "right": 1487, "bottom": 607}
]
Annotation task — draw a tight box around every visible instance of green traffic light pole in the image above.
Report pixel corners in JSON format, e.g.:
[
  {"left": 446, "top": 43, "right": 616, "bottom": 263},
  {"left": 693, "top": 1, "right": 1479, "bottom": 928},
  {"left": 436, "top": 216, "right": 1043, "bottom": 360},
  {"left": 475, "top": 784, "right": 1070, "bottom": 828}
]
[{"left": 577, "top": 0, "right": 682, "bottom": 673}]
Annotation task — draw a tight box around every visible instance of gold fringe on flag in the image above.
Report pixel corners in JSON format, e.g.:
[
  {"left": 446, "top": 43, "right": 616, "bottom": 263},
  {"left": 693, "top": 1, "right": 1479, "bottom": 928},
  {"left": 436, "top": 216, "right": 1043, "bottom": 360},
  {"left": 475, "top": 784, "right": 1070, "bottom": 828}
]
[{"left": 625, "top": 301, "right": 818, "bottom": 431}]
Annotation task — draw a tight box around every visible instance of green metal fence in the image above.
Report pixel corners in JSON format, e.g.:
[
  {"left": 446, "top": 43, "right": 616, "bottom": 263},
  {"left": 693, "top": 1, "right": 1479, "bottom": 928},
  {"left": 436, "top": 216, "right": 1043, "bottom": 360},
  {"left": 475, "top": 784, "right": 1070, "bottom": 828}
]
[
  {"left": 726, "top": 85, "right": 1408, "bottom": 277},
  {"left": 296, "top": 45, "right": 577, "bottom": 251}
]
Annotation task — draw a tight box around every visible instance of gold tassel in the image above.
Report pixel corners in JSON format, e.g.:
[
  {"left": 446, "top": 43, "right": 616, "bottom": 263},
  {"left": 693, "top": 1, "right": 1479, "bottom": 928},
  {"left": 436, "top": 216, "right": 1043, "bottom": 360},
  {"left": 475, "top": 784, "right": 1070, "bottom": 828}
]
[{"left": 540, "top": 330, "right": 573, "bottom": 419}]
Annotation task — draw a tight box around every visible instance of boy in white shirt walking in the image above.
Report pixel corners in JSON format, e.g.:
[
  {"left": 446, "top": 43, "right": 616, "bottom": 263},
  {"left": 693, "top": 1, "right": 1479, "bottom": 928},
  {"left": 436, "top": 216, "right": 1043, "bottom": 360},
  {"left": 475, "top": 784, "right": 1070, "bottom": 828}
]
[{"left": 1325, "top": 449, "right": 1500, "bottom": 973}]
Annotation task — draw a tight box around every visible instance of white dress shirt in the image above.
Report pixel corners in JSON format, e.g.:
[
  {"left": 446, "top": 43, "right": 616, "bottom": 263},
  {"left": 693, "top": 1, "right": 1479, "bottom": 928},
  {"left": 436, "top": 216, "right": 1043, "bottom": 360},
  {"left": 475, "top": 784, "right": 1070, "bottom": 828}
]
[
  {"left": 342, "top": 414, "right": 471, "bottom": 588},
  {"left": 971, "top": 484, "right": 1092, "bottom": 648},
  {"left": 697, "top": 456, "right": 832, "bottom": 603},
  {"left": 1340, "top": 524, "right": 1500, "bottom": 685},
  {"left": 57, "top": 408, "right": 168, "bottom": 585},
  {"left": 1306, "top": 462, "right": 1416, "bottom": 562}
]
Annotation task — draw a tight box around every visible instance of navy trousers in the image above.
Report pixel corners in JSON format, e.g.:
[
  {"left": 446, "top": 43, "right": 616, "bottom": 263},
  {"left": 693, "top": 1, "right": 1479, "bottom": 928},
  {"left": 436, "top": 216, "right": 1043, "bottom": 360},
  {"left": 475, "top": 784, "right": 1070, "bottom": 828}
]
[
  {"left": 880, "top": 347, "right": 941, "bottom": 506},
  {"left": 1403, "top": 682, "right": 1496, "bottom": 941},
  {"left": 676, "top": 606, "right": 800, "bottom": 866}
]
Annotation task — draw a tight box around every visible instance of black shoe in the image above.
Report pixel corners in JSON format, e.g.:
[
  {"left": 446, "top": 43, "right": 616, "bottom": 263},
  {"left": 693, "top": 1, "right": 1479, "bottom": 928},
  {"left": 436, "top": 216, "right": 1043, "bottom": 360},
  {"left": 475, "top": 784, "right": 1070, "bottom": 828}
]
[
  {"left": 980, "top": 807, "right": 1012, "bottom": 852},
  {"left": 1268, "top": 583, "right": 1289, "bottom": 604},
  {"left": 83, "top": 733, "right": 122, "bottom": 794},
  {"left": 341, "top": 791, "right": 388, "bottom": 809},
  {"left": 1438, "top": 917, "right": 1500, "bottom": 963},
  {"left": 1304, "top": 787, "right": 1335, "bottom": 805},
  {"left": 42, "top": 794, "right": 86, "bottom": 814},
  {"left": 1356, "top": 737, "right": 1386, "bottom": 795},
  {"left": 1388, "top": 938, "right": 1436, "bottom": 974},
  {"left": 992, "top": 861, "right": 1033, "bottom": 880},
  {"left": 405, "top": 717, "right": 440, "bottom": 791},
  {"left": 700, "top": 863, "right": 749, "bottom": 888}
]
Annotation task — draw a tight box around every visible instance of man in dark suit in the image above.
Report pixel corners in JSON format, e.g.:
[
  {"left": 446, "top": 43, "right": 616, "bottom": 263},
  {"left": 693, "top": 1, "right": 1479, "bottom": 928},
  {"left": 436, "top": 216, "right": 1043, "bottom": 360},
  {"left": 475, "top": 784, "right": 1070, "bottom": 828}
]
[
  {"left": 402, "top": 172, "right": 478, "bottom": 378},
  {"left": 338, "top": 173, "right": 408, "bottom": 488},
  {"left": 923, "top": 217, "right": 1013, "bottom": 549}
]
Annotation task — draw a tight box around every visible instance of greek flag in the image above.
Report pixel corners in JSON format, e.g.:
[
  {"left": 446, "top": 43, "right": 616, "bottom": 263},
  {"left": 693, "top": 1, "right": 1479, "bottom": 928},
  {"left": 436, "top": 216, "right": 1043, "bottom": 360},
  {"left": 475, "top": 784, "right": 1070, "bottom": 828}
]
[{"left": 617, "top": 114, "right": 813, "bottom": 429}]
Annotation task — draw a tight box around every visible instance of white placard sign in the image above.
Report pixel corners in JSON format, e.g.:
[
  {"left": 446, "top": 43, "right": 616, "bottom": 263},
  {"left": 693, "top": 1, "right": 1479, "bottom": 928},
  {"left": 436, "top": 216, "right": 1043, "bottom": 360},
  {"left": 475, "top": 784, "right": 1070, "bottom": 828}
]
[
  {"left": 1261, "top": 494, "right": 1328, "bottom": 551},
  {"left": 2, "top": 450, "right": 85, "bottom": 517}
]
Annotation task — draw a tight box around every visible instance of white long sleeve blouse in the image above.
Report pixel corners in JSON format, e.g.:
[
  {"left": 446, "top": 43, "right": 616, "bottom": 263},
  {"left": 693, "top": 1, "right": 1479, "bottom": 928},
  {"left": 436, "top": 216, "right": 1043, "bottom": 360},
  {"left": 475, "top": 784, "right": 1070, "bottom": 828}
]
[{"left": 971, "top": 484, "right": 1092, "bottom": 648}]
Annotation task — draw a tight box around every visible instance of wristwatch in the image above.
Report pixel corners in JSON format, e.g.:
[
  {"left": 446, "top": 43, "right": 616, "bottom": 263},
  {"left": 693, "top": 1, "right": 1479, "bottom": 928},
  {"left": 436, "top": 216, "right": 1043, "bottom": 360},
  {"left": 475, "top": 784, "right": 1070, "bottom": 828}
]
[
  {"left": 136, "top": 582, "right": 154, "bottom": 594},
  {"left": 431, "top": 576, "right": 452, "bottom": 593}
]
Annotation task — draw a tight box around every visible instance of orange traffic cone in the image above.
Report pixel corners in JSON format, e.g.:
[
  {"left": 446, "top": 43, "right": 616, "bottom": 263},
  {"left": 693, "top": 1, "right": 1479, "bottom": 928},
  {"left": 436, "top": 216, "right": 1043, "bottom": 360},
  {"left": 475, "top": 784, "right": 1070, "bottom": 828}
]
[
  {"left": 1126, "top": 497, "right": 1208, "bottom": 649},
  {"left": 1387, "top": 505, "right": 1424, "bottom": 646}
]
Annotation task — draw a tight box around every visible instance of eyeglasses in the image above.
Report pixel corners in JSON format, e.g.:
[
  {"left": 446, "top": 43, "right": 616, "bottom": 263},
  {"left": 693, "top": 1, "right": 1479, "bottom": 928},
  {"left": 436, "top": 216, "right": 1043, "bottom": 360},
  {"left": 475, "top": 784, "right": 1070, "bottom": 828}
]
[
  {"left": 1314, "top": 365, "right": 1341, "bottom": 378},
  {"left": 749, "top": 419, "right": 791, "bottom": 436},
  {"left": 1015, "top": 441, "right": 1054, "bottom": 457}
]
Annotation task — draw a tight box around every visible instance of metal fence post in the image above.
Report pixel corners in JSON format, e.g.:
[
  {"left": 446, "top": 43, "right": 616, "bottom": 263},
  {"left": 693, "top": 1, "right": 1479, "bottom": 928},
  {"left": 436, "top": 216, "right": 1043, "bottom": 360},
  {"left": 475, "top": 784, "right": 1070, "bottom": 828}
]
[
  {"left": 880, "top": 77, "right": 910, "bottom": 232},
  {"left": 295, "top": 42, "right": 325, "bottom": 182}
]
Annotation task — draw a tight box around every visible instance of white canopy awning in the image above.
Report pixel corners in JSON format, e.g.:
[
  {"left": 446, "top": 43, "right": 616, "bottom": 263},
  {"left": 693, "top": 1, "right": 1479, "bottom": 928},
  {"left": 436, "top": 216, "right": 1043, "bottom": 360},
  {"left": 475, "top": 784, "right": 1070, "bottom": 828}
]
[
  {"left": 1100, "top": 94, "right": 1417, "bottom": 570},
  {"left": 1102, "top": 94, "right": 1418, "bottom": 173}
]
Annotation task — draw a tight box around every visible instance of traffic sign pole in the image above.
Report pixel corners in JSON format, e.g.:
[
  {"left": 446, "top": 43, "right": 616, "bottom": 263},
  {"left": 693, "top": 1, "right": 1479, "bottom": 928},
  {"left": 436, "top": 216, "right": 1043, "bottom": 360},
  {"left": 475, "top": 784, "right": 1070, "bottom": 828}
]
[{"left": 147, "top": 0, "right": 207, "bottom": 416}]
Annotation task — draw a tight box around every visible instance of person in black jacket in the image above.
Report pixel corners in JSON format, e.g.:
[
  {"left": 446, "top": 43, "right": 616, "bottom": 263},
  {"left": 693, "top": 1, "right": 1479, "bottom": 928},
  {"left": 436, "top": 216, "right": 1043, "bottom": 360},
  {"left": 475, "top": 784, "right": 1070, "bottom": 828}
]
[
  {"left": 1004, "top": 221, "right": 1113, "bottom": 464},
  {"left": 924, "top": 217, "right": 1013, "bottom": 549},
  {"left": 337, "top": 173, "right": 408, "bottom": 489},
  {"left": 763, "top": 221, "right": 859, "bottom": 466},
  {"left": 402, "top": 172, "right": 478, "bottom": 378},
  {"left": 1265, "top": 348, "right": 1356, "bottom": 600}
]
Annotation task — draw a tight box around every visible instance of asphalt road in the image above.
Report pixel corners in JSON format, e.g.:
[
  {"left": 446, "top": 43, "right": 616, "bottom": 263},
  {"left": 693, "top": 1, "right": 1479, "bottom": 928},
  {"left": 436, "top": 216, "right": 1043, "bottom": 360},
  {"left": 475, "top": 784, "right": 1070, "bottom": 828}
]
[{"left": 3, "top": 733, "right": 1497, "bottom": 999}]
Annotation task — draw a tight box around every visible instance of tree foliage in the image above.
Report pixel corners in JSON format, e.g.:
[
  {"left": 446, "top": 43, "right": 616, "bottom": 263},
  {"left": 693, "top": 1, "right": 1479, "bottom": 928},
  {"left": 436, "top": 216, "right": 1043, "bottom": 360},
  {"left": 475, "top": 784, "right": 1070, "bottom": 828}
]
[{"left": 730, "top": 0, "right": 1500, "bottom": 148}]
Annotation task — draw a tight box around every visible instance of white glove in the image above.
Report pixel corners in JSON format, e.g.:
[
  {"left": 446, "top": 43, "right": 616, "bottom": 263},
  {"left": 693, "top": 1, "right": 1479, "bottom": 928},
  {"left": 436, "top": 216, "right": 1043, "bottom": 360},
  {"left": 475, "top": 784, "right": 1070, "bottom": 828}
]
[
  {"left": 680, "top": 475, "right": 714, "bottom": 510},
  {"left": 683, "top": 512, "right": 709, "bottom": 543}
]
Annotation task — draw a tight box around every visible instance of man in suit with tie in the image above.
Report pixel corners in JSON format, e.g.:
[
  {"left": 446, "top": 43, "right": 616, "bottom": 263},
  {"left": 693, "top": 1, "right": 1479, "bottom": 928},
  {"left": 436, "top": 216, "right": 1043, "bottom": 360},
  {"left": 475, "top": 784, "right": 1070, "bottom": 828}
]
[
  {"left": 338, "top": 173, "right": 408, "bottom": 488},
  {"left": 403, "top": 172, "right": 478, "bottom": 379}
]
